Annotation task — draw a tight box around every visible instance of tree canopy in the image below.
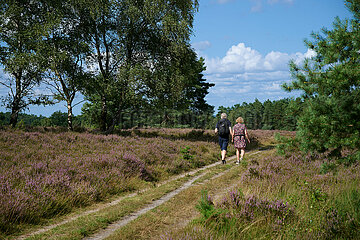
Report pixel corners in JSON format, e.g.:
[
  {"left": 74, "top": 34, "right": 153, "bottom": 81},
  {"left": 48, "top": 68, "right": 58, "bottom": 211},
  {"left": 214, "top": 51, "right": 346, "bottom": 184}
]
[{"left": 0, "top": 0, "right": 216, "bottom": 131}]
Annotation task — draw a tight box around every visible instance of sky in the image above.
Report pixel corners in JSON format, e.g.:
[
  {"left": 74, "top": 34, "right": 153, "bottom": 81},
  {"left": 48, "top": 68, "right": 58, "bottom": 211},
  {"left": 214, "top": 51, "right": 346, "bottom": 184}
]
[
  {"left": 0, "top": 0, "right": 353, "bottom": 116},
  {"left": 191, "top": 0, "right": 352, "bottom": 111}
]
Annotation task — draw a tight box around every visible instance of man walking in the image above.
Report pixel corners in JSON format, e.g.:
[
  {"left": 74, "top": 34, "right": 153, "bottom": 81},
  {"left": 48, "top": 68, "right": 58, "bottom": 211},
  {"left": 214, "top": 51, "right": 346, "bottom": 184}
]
[{"left": 215, "top": 113, "right": 232, "bottom": 164}]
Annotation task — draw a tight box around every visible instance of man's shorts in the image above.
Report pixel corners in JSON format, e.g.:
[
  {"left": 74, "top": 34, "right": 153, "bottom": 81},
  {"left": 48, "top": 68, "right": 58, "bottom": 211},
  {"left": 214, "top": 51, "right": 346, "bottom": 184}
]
[{"left": 219, "top": 137, "right": 229, "bottom": 151}]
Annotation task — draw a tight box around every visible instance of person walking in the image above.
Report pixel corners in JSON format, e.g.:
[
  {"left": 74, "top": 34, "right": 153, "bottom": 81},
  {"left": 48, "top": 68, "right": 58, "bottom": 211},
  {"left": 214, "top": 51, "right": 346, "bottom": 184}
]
[
  {"left": 232, "top": 117, "right": 250, "bottom": 164},
  {"left": 215, "top": 113, "right": 232, "bottom": 164}
]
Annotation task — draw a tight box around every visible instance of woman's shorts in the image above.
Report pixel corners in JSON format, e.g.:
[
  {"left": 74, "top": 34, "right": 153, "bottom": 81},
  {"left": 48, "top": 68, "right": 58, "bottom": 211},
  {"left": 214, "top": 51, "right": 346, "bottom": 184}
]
[{"left": 219, "top": 137, "right": 229, "bottom": 151}]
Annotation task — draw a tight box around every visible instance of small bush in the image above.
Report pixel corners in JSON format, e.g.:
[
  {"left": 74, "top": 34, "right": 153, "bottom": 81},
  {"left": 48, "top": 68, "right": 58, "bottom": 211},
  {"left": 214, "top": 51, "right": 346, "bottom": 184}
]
[
  {"left": 320, "top": 162, "right": 337, "bottom": 174},
  {"left": 275, "top": 133, "right": 299, "bottom": 156}
]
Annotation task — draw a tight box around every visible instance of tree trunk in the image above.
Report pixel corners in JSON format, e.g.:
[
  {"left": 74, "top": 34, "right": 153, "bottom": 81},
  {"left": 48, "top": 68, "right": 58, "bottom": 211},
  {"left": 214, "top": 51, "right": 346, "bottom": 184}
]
[
  {"left": 100, "top": 95, "right": 107, "bottom": 132},
  {"left": 67, "top": 101, "right": 73, "bottom": 131},
  {"left": 10, "top": 107, "right": 19, "bottom": 128},
  {"left": 10, "top": 75, "right": 22, "bottom": 128}
]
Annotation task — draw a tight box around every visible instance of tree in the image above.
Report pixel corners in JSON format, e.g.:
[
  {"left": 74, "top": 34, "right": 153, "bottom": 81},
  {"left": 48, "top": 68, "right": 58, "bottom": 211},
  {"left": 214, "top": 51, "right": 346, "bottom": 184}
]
[
  {"left": 80, "top": 0, "right": 200, "bottom": 132},
  {"left": 41, "top": 0, "right": 90, "bottom": 131},
  {"left": 262, "top": 99, "right": 274, "bottom": 130},
  {"left": 75, "top": 0, "right": 120, "bottom": 132},
  {"left": 251, "top": 98, "right": 264, "bottom": 129},
  {"left": 49, "top": 111, "right": 67, "bottom": 127},
  {"left": 182, "top": 56, "right": 215, "bottom": 114},
  {"left": 146, "top": 45, "right": 214, "bottom": 126},
  {"left": 0, "top": 0, "right": 54, "bottom": 127},
  {"left": 283, "top": 0, "right": 360, "bottom": 155}
]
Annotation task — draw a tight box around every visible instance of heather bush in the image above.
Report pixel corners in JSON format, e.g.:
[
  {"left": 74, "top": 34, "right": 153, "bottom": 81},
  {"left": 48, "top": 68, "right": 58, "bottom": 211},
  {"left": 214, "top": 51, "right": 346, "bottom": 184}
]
[
  {"left": 193, "top": 189, "right": 294, "bottom": 239},
  {"left": 0, "top": 128, "right": 221, "bottom": 234},
  {"left": 167, "top": 140, "right": 360, "bottom": 239},
  {"left": 322, "top": 188, "right": 360, "bottom": 239}
]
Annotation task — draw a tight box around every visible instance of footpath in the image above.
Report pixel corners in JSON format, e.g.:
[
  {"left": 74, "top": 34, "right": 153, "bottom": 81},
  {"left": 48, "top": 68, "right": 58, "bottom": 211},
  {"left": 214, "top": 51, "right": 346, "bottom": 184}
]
[{"left": 17, "top": 150, "right": 263, "bottom": 240}]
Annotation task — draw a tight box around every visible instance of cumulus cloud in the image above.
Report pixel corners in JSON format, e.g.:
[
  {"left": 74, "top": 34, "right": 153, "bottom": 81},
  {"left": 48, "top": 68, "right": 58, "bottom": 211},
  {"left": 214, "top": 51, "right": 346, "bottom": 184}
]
[
  {"left": 205, "top": 43, "right": 315, "bottom": 74},
  {"left": 203, "top": 43, "right": 314, "bottom": 107}
]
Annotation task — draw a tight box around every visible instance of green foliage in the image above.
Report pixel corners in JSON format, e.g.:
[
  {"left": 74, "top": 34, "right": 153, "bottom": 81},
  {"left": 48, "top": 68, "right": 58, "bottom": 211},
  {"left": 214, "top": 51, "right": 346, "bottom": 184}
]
[
  {"left": 80, "top": 0, "right": 205, "bottom": 132},
  {"left": 0, "top": 0, "right": 58, "bottom": 127},
  {"left": 180, "top": 146, "right": 193, "bottom": 161},
  {"left": 49, "top": 111, "right": 68, "bottom": 127},
  {"left": 221, "top": 98, "right": 300, "bottom": 130},
  {"left": 275, "top": 133, "right": 300, "bottom": 156},
  {"left": 195, "top": 190, "right": 216, "bottom": 220},
  {"left": 283, "top": 0, "right": 360, "bottom": 155},
  {"left": 0, "top": 112, "right": 47, "bottom": 127},
  {"left": 323, "top": 188, "right": 360, "bottom": 239},
  {"left": 337, "top": 151, "right": 360, "bottom": 166},
  {"left": 320, "top": 162, "right": 337, "bottom": 174},
  {"left": 1, "top": 0, "right": 211, "bottom": 131}
]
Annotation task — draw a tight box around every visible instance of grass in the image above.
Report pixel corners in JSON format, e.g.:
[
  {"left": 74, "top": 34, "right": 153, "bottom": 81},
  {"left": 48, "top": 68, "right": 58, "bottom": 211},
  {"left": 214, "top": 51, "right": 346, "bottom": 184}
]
[
  {"left": 165, "top": 148, "right": 360, "bottom": 239},
  {"left": 1, "top": 128, "right": 304, "bottom": 239},
  {"left": 106, "top": 157, "right": 251, "bottom": 239},
  {"left": 21, "top": 174, "right": 194, "bottom": 240}
]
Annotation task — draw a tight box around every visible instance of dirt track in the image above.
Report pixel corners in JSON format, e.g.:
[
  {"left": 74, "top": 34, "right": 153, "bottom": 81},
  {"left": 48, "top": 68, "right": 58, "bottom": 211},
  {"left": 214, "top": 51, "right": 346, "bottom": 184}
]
[{"left": 18, "top": 151, "right": 262, "bottom": 240}]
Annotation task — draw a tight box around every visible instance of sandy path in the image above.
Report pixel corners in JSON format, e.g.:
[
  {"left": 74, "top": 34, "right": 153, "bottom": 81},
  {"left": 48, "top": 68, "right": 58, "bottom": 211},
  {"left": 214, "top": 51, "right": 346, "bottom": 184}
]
[
  {"left": 82, "top": 165, "right": 219, "bottom": 240},
  {"left": 16, "top": 156, "right": 231, "bottom": 240},
  {"left": 17, "top": 151, "right": 262, "bottom": 240},
  {"left": 83, "top": 152, "right": 262, "bottom": 240}
]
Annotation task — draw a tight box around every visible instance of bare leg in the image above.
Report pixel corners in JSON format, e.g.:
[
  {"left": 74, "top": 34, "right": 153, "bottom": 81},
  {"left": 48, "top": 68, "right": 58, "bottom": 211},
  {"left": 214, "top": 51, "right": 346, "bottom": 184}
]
[
  {"left": 221, "top": 150, "right": 227, "bottom": 160},
  {"left": 240, "top": 149, "right": 245, "bottom": 160},
  {"left": 236, "top": 148, "right": 240, "bottom": 161}
]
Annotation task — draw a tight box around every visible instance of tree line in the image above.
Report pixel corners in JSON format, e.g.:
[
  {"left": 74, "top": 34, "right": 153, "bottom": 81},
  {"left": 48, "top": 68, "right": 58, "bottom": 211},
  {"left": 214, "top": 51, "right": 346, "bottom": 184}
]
[
  {"left": 0, "top": 0, "right": 214, "bottom": 132},
  {"left": 0, "top": 97, "right": 301, "bottom": 131},
  {"left": 217, "top": 98, "right": 301, "bottom": 131}
]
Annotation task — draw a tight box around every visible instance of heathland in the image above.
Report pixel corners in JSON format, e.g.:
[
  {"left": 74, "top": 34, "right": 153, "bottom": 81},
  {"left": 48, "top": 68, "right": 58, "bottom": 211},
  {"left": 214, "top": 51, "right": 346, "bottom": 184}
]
[{"left": 1, "top": 128, "right": 359, "bottom": 239}]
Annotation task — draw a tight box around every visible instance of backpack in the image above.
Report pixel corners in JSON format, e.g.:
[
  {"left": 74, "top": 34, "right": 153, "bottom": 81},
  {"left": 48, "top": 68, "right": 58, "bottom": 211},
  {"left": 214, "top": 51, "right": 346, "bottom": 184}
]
[{"left": 218, "top": 119, "right": 229, "bottom": 137}]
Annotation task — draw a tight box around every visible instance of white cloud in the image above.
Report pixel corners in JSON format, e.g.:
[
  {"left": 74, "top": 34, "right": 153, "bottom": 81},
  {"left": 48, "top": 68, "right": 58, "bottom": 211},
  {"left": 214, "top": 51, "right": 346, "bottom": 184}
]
[
  {"left": 206, "top": 43, "right": 262, "bottom": 73},
  {"left": 217, "top": 0, "right": 235, "bottom": 4},
  {"left": 268, "top": 0, "right": 294, "bottom": 4},
  {"left": 203, "top": 43, "right": 313, "bottom": 108},
  {"left": 205, "top": 43, "right": 315, "bottom": 74},
  {"left": 250, "top": 0, "right": 294, "bottom": 12},
  {"left": 251, "top": 0, "right": 263, "bottom": 12},
  {"left": 192, "top": 41, "right": 212, "bottom": 51}
]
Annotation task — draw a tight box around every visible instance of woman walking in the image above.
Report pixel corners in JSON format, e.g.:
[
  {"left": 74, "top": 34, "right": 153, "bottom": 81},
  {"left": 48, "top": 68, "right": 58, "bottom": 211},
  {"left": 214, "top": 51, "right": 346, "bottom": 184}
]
[{"left": 232, "top": 117, "right": 250, "bottom": 164}]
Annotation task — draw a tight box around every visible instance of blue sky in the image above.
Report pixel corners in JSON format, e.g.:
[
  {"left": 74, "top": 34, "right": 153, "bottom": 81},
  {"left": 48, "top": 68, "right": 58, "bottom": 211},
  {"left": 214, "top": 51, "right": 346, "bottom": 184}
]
[
  {"left": 191, "top": 0, "right": 352, "bottom": 111},
  {"left": 0, "top": 0, "right": 353, "bottom": 116}
]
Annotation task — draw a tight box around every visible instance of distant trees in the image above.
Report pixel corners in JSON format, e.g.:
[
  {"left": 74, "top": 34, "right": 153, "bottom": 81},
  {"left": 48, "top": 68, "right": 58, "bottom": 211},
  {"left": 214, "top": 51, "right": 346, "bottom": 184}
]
[
  {"left": 0, "top": 97, "right": 300, "bottom": 130},
  {"left": 283, "top": 0, "right": 360, "bottom": 155},
  {"left": 218, "top": 98, "right": 299, "bottom": 131}
]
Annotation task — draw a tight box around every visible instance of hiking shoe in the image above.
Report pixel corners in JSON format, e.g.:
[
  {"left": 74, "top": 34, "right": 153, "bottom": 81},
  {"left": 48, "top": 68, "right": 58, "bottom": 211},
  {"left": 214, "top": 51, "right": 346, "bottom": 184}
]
[
  {"left": 235, "top": 161, "right": 240, "bottom": 164},
  {"left": 222, "top": 160, "right": 226, "bottom": 164}
]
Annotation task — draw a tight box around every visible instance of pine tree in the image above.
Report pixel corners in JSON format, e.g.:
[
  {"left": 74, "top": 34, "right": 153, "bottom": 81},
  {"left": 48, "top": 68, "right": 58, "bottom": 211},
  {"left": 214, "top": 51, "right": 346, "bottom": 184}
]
[{"left": 283, "top": 0, "right": 360, "bottom": 155}]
